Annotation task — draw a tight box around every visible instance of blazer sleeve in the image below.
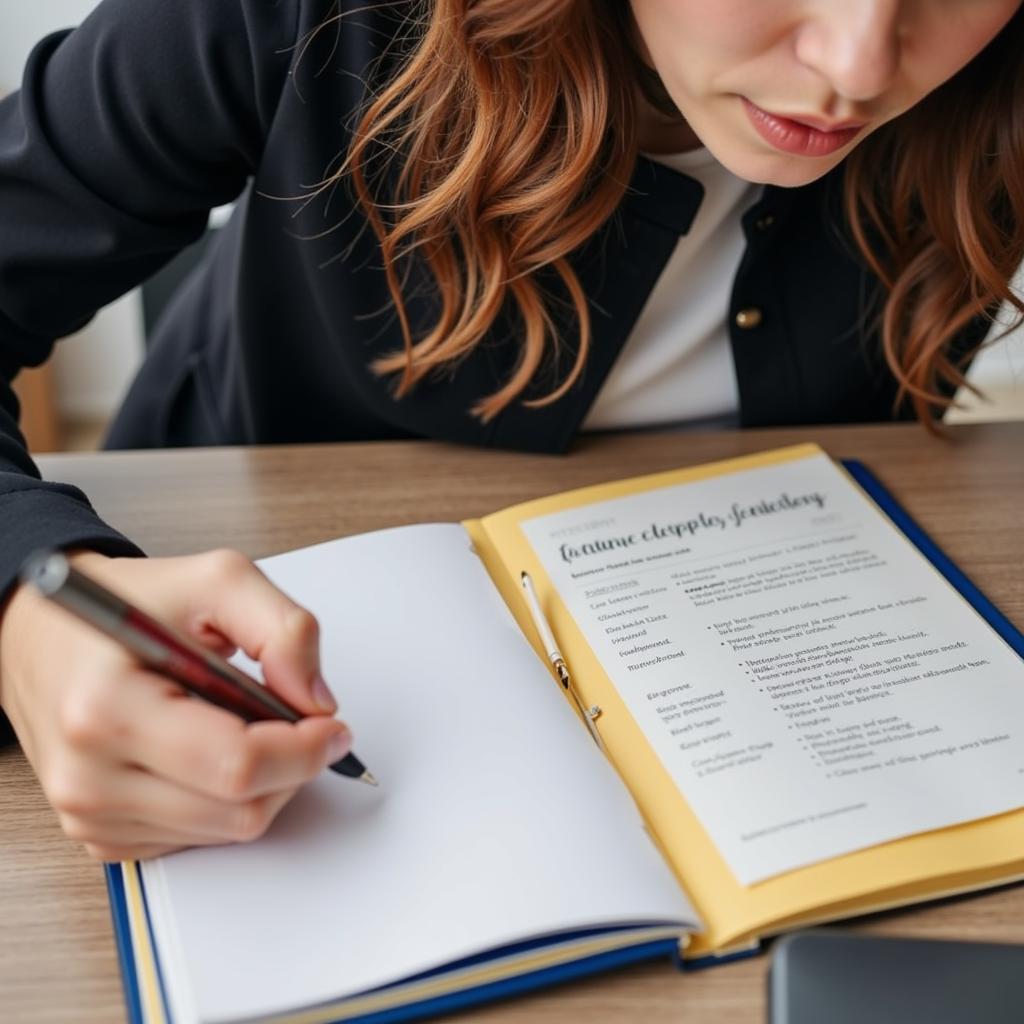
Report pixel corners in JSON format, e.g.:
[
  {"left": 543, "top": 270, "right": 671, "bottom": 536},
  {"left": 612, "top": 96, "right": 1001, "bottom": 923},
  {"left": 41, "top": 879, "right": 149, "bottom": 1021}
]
[
  {"left": 0, "top": 0, "right": 302, "bottom": 743},
  {"left": 0, "top": 0, "right": 302, "bottom": 593}
]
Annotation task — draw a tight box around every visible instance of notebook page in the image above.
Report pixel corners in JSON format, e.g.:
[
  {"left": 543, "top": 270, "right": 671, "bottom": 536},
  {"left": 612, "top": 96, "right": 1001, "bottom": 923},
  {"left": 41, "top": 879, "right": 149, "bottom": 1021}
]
[{"left": 141, "top": 525, "right": 697, "bottom": 1024}]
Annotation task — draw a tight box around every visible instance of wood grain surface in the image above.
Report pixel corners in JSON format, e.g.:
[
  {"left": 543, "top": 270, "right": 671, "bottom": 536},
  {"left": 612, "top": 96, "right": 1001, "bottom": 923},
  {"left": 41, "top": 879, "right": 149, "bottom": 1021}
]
[{"left": 2, "top": 422, "right": 1022, "bottom": 1023}]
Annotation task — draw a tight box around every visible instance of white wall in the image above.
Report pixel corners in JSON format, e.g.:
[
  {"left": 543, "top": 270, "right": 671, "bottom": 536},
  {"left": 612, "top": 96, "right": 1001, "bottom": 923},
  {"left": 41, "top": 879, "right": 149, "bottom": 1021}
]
[
  {"left": 945, "top": 269, "right": 1024, "bottom": 424},
  {"left": 1, "top": 1, "right": 144, "bottom": 422},
  {"left": 0, "top": 1, "right": 91, "bottom": 79}
]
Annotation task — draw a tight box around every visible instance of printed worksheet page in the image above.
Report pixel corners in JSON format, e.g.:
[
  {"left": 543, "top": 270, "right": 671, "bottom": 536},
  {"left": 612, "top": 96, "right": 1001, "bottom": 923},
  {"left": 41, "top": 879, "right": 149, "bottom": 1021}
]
[{"left": 518, "top": 451, "right": 1024, "bottom": 884}]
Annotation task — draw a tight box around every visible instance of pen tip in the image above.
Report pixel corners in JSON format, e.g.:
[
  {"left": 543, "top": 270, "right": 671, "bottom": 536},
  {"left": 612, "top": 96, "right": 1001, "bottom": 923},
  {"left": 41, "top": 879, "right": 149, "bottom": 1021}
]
[{"left": 360, "top": 771, "right": 380, "bottom": 787}]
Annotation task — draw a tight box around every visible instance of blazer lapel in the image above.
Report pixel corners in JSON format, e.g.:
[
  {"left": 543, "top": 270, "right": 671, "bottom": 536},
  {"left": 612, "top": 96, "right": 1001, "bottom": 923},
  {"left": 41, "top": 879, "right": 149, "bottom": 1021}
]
[{"left": 486, "top": 156, "right": 705, "bottom": 452}]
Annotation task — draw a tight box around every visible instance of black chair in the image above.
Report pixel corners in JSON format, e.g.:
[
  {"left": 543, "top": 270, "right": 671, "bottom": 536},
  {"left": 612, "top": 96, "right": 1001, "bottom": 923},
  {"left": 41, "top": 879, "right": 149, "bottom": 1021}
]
[{"left": 140, "top": 230, "right": 216, "bottom": 345}]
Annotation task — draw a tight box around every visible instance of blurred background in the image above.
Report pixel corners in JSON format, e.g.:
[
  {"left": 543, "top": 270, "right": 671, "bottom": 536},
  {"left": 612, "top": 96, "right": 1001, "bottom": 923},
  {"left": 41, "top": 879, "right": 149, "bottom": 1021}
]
[{"left": 1, "top": 2, "right": 1022, "bottom": 453}]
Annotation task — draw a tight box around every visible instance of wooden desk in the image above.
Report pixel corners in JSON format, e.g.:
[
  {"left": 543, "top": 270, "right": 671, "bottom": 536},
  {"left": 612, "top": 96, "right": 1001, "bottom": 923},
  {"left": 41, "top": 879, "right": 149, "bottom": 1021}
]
[{"left": 2, "top": 422, "right": 1023, "bottom": 1023}]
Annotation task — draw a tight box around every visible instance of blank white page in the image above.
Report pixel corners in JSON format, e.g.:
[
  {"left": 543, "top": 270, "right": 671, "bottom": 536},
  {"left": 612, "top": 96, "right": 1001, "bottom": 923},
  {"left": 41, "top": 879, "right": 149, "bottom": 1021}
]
[{"left": 141, "top": 525, "right": 697, "bottom": 1024}]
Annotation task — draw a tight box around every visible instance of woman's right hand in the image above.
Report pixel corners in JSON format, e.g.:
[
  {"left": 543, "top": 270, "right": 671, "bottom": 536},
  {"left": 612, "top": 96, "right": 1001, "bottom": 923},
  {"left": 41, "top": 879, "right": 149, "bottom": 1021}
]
[{"left": 0, "top": 549, "right": 352, "bottom": 862}]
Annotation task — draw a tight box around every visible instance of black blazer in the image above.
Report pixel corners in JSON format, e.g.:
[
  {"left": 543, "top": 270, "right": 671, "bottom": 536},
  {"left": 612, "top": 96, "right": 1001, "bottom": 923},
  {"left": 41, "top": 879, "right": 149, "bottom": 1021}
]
[{"left": 0, "top": 0, "right": 989, "bottom": 610}]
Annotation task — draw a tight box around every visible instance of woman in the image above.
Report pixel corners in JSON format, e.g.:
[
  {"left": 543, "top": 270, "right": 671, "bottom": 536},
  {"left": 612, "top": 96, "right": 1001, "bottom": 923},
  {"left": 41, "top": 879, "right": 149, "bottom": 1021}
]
[{"left": 0, "top": 0, "right": 1021, "bottom": 861}]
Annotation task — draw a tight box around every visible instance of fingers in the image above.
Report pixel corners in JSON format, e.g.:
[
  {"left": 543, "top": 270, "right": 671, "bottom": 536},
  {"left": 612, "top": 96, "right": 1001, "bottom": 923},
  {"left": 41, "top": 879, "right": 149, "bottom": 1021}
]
[
  {"left": 41, "top": 665, "right": 349, "bottom": 860},
  {"left": 48, "top": 702, "right": 329, "bottom": 857},
  {"left": 59, "top": 667, "right": 351, "bottom": 801},
  {"left": 134, "top": 685, "right": 350, "bottom": 800},
  {"left": 179, "top": 550, "right": 340, "bottom": 716},
  {"left": 70, "top": 548, "right": 340, "bottom": 716},
  {"left": 59, "top": 770, "right": 298, "bottom": 849}
]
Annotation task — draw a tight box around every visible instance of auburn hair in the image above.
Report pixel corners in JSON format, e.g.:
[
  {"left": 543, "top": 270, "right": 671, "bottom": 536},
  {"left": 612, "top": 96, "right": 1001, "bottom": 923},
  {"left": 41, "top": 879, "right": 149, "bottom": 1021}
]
[{"left": 330, "top": 0, "right": 1024, "bottom": 423}]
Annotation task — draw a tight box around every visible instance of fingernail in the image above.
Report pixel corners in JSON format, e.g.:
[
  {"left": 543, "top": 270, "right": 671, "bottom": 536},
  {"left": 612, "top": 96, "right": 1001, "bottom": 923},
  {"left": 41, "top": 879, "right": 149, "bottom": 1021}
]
[
  {"left": 313, "top": 675, "right": 338, "bottom": 713},
  {"left": 326, "top": 728, "right": 352, "bottom": 764}
]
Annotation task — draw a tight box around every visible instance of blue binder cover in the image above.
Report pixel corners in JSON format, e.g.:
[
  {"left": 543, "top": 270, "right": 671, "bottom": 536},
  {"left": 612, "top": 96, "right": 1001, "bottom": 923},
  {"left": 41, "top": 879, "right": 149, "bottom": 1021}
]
[
  {"left": 103, "top": 459, "right": 1024, "bottom": 1023},
  {"left": 841, "top": 460, "right": 1024, "bottom": 659},
  {"left": 106, "top": 864, "right": 144, "bottom": 1024}
]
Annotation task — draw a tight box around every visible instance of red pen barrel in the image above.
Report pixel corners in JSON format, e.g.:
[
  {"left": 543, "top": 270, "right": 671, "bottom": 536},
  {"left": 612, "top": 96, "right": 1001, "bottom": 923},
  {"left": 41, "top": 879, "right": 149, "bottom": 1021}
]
[{"left": 121, "top": 606, "right": 301, "bottom": 722}]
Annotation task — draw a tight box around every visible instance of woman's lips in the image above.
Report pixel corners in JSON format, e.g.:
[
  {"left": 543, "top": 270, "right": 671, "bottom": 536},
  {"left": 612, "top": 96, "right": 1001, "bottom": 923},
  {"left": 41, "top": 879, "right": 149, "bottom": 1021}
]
[{"left": 741, "top": 98, "right": 866, "bottom": 157}]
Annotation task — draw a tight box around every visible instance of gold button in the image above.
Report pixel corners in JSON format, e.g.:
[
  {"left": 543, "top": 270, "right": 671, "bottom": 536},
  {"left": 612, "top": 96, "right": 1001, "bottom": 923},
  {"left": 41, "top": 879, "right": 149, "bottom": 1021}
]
[
  {"left": 735, "top": 307, "right": 763, "bottom": 329},
  {"left": 755, "top": 214, "right": 775, "bottom": 231}
]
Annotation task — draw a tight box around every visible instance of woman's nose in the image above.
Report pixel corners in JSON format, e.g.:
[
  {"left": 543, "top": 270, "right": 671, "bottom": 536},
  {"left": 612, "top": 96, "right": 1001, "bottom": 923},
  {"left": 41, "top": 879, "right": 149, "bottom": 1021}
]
[{"left": 793, "top": 0, "right": 904, "bottom": 103}]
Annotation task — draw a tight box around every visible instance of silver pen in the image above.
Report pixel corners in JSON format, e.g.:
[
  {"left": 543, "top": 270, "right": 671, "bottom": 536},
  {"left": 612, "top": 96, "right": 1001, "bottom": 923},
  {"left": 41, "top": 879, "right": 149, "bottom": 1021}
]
[{"left": 520, "top": 571, "right": 604, "bottom": 750}]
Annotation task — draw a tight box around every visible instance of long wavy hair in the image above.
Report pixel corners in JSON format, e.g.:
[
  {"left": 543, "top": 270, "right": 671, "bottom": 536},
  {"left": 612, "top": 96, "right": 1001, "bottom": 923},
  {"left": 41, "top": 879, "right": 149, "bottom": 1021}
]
[{"left": 329, "top": 0, "right": 1024, "bottom": 423}]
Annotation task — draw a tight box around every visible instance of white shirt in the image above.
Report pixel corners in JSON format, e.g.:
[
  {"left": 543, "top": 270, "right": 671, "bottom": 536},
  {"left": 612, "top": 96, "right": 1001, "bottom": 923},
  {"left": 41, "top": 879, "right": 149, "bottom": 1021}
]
[{"left": 583, "top": 148, "right": 761, "bottom": 431}]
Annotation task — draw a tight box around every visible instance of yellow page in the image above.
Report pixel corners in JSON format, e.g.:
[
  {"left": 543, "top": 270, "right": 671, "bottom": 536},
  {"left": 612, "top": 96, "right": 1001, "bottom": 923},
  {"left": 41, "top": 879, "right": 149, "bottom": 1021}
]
[{"left": 464, "top": 444, "right": 1024, "bottom": 952}]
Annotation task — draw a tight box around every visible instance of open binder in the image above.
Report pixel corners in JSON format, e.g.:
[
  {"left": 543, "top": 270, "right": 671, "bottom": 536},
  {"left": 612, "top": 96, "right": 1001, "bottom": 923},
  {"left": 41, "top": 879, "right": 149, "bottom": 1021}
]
[{"left": 102, "top": 448, "right": 1024, "bottom": 1024}]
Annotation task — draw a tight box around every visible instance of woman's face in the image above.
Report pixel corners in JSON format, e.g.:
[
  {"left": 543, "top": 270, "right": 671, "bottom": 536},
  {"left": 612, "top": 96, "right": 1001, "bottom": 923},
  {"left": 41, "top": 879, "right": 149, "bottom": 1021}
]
[{"left": 629, "top": 0, "right": 1022, "bottom": 185}]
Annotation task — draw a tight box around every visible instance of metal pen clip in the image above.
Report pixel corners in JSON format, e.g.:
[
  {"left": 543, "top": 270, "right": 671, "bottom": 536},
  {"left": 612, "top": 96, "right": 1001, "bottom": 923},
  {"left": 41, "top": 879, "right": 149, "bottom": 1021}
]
[{"left": 520, "top": 571, "right": 604, "bottom": 752}]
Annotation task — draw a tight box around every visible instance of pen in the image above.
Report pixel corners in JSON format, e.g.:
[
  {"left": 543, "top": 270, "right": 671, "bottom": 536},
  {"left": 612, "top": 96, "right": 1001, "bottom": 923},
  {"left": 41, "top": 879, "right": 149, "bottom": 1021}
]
[
  {"left": 20, "top": 549, "right": 378, "bottom": 786},
  {"left": 520, "top": 571, "right": 604, "bottom": 750}
]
